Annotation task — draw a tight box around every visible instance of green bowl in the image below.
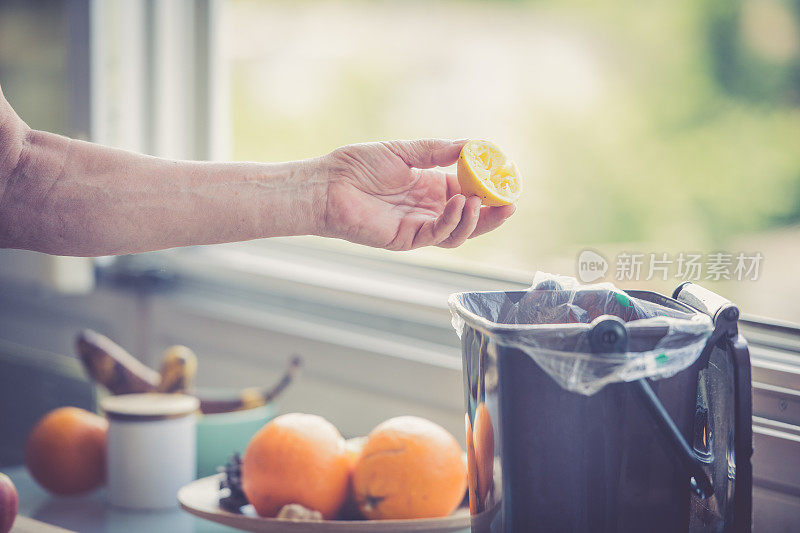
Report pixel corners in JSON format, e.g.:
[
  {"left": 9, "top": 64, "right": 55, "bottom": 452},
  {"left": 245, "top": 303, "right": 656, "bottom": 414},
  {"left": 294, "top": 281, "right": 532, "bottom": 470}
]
[{"left": 195, "top": 399, "right": 277, "bottom": 478}]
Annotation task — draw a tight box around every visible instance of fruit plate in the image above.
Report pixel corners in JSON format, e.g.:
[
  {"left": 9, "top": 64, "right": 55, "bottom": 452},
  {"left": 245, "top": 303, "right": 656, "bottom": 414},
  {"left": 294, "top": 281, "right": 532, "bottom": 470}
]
[{"left": 178, "top": 475, "right": 471, "bottom": 533}]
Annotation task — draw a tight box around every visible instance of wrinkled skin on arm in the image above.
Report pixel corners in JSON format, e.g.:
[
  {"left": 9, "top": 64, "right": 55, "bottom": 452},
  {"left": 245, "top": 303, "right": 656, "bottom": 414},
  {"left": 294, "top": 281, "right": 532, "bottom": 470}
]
[{"left": 0, "top": 83, "right": 514, "bottom": 256}]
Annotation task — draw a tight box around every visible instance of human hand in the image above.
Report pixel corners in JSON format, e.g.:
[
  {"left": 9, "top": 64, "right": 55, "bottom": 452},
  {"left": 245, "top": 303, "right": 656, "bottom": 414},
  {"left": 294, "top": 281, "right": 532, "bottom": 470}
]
[{"left": 319, "top": 139, "right": 516, "bottom": 250}]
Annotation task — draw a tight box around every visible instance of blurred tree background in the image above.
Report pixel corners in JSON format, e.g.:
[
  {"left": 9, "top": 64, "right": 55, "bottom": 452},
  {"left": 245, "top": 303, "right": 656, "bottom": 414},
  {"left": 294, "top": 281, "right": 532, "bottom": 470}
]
[{"left": 227, "top": 0, "right": 800, "bottom": 319}]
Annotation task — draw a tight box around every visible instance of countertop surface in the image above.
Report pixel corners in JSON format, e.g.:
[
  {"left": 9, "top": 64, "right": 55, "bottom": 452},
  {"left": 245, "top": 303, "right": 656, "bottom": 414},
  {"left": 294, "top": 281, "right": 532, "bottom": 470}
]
[
  {"left": 4, "top": 465, "right": 237, "bottom": 533},
  {"left": 5, "top": 465, "right": 472, "bottom": 533}
]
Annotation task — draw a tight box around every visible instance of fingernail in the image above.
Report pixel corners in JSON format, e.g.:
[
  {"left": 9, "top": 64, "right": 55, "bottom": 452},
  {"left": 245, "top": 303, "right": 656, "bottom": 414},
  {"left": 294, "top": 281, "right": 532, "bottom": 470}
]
[{"left": 452, "top": 138, "right": 469, "bottom": 143}]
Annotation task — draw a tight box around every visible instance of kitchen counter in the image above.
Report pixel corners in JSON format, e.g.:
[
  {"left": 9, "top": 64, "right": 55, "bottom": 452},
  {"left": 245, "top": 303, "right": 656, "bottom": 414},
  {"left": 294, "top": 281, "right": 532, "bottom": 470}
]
[
  {"left": 4, "top": 465, "right": 237, "bottom": 533},
  {"left": 4, "top": 465, "right": 472, "bottom": 533}
]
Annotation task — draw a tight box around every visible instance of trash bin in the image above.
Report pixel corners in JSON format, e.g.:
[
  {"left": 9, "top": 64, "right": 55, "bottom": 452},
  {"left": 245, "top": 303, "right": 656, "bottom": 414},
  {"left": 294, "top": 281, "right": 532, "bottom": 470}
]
[{"left": 450, "top": 274, "right": 752, "bottom": 533}]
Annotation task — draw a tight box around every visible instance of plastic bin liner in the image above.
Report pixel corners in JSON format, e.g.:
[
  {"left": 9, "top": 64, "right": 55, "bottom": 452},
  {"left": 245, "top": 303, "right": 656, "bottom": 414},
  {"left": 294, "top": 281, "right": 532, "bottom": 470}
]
[{"left": 449, "top": 272, "right": 714, "bottom": 395}]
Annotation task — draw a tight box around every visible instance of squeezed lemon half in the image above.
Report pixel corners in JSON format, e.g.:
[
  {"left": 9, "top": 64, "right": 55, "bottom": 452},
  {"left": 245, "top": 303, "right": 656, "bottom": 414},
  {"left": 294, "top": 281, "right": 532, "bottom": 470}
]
[{"left": 457, "top": 140, "right": 521, "bottom": 206}]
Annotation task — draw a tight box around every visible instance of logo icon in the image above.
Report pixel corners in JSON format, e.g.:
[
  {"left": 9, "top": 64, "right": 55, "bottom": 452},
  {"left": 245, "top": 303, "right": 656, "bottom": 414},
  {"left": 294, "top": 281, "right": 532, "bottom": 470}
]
[{"left": 577, "top": 249, "right": 608, "bottom": 283}]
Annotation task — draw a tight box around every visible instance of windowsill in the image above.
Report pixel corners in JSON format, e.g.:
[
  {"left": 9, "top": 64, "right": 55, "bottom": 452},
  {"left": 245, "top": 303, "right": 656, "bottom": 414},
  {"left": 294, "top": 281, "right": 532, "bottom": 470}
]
[
  {"left": 100, "top": 240, "right": 532, "bottom": 343},
  {"left": 94, "top": 242, "right": 800, "bottom": 427},
  {"left": 99, "top": 241, "right": 800, "bottom": 368}
]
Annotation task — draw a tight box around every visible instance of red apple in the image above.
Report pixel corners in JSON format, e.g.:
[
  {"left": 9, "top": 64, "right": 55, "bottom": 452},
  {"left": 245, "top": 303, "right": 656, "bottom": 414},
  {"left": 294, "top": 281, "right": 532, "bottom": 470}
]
[{"left": 0, "top": 472, "right": 18, "bottom": 533}]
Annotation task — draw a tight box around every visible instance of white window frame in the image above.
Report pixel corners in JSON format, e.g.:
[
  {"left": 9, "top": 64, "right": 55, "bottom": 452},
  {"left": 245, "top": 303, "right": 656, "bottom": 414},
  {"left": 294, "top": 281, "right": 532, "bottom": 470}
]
[{"left": 89, "top": 0, "right": 226, "bottom": 160}]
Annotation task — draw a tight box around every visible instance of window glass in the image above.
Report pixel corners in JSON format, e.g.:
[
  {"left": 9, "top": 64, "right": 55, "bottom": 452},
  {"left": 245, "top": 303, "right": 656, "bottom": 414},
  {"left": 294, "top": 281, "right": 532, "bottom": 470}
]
[
  {"left": 223, "top": 0, "right": 800, "bottom": 322},
  {"left": 0, "top": 0, "right": 69, "bottom": 134}
]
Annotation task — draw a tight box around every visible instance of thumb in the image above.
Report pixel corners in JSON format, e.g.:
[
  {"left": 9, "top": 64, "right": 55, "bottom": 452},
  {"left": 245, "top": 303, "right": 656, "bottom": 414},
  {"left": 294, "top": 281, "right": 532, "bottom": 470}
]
[{"left": 382, "top": 139, "right": 466, "bottom": 169}]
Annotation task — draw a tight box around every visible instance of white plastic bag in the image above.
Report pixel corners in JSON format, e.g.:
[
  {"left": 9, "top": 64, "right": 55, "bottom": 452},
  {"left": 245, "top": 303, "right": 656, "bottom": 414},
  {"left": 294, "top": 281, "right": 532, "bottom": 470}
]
[{"left": 450, "top": 272, "right": 714, "bottom": 395}]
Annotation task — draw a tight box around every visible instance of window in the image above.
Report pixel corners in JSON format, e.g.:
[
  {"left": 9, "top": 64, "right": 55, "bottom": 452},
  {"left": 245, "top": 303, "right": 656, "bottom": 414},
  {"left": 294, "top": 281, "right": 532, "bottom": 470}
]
[
  {"left": 221, "top": 0, "right": 800, "bottom": 324},
  {"left": 0, "top": 0, "right": 72, "bottom": 135}
]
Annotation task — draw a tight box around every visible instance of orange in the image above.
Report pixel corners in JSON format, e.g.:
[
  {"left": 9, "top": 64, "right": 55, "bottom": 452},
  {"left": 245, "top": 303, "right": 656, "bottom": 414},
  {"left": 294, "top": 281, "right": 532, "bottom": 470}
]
[
  {"left": 457, "top": 140, "right": 521, "bottom": 206},
  {"left": 473, "top": 404, "right": 495, "bottom": 505},
  {"left": 25, "top": 407, "right": 107, "bottom": 495},
  {"left": 241, "top": 413, "right": 350, "bottom": 519},
  {"left": 353, "top": 416, "right": 467, "bottom": 520}
]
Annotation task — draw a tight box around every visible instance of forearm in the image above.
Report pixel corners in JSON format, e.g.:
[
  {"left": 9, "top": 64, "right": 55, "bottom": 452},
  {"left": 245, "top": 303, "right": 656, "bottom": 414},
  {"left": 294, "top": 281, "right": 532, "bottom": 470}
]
[{"left": 0, "top": 129, "right": 329, "bottom": 256}]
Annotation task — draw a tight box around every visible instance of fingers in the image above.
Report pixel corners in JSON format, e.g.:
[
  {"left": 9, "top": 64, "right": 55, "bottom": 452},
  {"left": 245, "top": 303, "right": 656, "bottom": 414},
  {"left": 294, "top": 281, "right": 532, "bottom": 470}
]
[
  {"left": 430, "top": 194, "right": 467, "bottom": 242},
  {"left": 383, "top": 139, "right": 467, "bottom": 169},
  {"left": 438, "top": 196, "right": 481, "bottom": 248},
  {"left": 411, "top": 198, "right": 515, "bottom": 250},
  {"left": 469, "top": 204, "right": 516, "bottom": 239},
  {"left": 411, "top": 194, "right": 466, "bottom": 248},
  {"left": 444, "top": 172, "right": 461, "bottom": 199}
]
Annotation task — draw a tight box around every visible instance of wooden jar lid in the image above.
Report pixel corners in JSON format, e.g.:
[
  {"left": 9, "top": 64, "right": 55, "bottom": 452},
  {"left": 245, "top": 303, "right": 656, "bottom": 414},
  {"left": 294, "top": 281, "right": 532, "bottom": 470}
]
[{"left": 101, "top": 393, "right": 200, "bottom": 421}]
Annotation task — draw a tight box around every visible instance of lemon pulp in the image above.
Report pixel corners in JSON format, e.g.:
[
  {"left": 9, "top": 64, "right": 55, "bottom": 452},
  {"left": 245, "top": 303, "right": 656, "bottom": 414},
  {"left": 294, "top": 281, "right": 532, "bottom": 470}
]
[{"left": 457, "top": 140, "right": 521, "bottom": 206}]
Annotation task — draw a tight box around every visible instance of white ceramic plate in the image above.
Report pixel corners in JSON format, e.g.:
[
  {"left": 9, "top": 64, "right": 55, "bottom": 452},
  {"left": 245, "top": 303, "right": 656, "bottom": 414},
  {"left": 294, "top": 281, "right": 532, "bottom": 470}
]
[{"left": 178, "top": 475, "right": 471, "bottom": 533}]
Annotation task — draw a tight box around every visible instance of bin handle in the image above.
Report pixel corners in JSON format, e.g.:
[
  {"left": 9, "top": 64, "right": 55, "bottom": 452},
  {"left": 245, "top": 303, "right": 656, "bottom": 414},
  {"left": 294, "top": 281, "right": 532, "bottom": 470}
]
[
  {"left": 589, "top": 316, "right": 714, "bottom": 500},
  {"left": 632, "top": 379, "right": 713, "bottom": 499},
  {"left": 674, "top": 282, "right": 753, "bottom": 528}
]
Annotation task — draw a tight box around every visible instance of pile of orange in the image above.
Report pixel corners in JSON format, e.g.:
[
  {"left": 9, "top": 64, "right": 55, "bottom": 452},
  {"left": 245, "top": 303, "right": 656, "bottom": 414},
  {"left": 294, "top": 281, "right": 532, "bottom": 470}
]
[
  {"left": 241, "top": 413, "right": 467, "bottom": 520},
  {"left": 24, "top": 404, "right": 469, "bottom": 521}
]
